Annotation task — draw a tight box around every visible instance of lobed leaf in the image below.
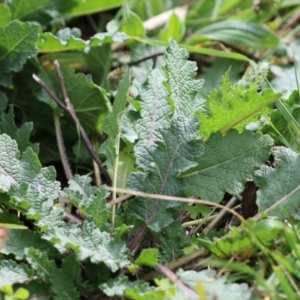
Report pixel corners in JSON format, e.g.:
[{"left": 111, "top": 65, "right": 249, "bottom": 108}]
[
  {"left": 0, "top": 260, "right": 34, "bottom": 287},
  {"left": 43, "top": 221, "right": 130, "bottom": 272},
  {"left": 1, "top": 229, "right": 58, "bottom": 259},
  {"left": 126, "top": 117, "right": 203, "bottom": 231},
  {"left": 198, "top": 62, "right": 282, "bottom": 137},
  {"left": 62, "top": 175, "right": 110, "bottom": 230},
  {"left": 134, "top": 69, "right": 171, "bottom": 147},
  {"left": 255, "top": 147, "right": 300, "bottom": 219},
  {"left": 164, "top": 38, "right": 204, "bottom": 118},
  {"left": 182, "top": 130, "right": 273, "bottom": 202},
  {"left": 26, "top": 248, "right": 80, "bottom": 300}
]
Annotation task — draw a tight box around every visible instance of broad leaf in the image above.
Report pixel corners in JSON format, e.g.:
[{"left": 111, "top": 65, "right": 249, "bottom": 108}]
[
  {"left": 26, "top": 248, "right": 80, "bottom": 300},
  {"left": 37, "top": 31, "right": 127, "bottom": 53},
  {"left": 159, "top": 13, "right": 185, "bottom": 42},
  {"left": 126, "top": 117, "right": 203, "bottom": 232},
  {"left": 164, "top": 39, "right": 204, "bottom": 118},
  {"left": 62, "top": 175, "right": 110, "bottom": 230},
  {"left": 120, "top": 4, "right": 145, "bottom": 37},
  {"left": 177, "top": 269, "right": 252, "bottom": 300},
  {"left": 0, "top": 4, "right": 11, "bottom": 26},
  {"left": 182, "top": 130, "right": 273, "bottom": 202},
  {"left": 8, "top": 0, "right": 62, "bottom": 24},
  {"left": 0, "top": 134, "right": 62, "bottom": 230},
  {"left": 1, "top": 229, "right": 58, "bottom": 259},
  {"left": 0, "top": 134, "right": 59, "bottom": 195},
  {"left": 198, "top": 58, "right": 245, "bottom": 97},
  {"left": 255, "top": 147, "right": 300, "bottom": 219},
  {"left": 43, "top": 221, "right": 130, "bottom": 272},
  {"left": 0, "top": 20, "right": 38, "bottom": 72},
  {"left": 0, "top": 260, "right": 34, "bottom": 287},
  {"left": 0, "top": 93, "right": 37, "bottom": 153},
  {"left": 35, "top": 65, "right": 110, "bottom": 134},
  {"left": 134, "top": 68, "right": 171, "bottom": 147}
]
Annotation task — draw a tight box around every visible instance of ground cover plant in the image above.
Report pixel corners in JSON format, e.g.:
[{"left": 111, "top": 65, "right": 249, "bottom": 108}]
[{"left": 2, "top": 0, "right": 300, "bottom": 299}]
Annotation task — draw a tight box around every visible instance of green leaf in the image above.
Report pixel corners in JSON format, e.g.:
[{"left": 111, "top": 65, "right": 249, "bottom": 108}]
[
  {"left": 177, "top": 269, "right": 252, "bottom": 300},
  {"left": 0, "top": 4, "right": 11, "bottom": 26},
  {"left": 61, "top": 254, "right": 80, "bottom": 285},
  {"left": 187, "top": 20, "right": 280, "bottom": 50},
  {"left": 126, "top": 117, "right": 203, "bottom": 232},
  {"left": 37, "top": 30, "right": 127, "bottom": 53},
  {"left": 182, "top": 130, "right": 273, "bottom": 202},
  {"left": 199, "top": 219, "right": 285, "bottom": 257},
  {"left": 164, "top": 39, "right": 204, "bottom": 118},
  {"left": 0, "top": 134, "right": 62, "bottom": 230},
  {"left": 133, "top": 36, "right": 251, "bottom": 62},
  {"left": 60, "top": 0, "right": 124, "bottom": 17},
  {"left": 198, "top": 62, "right": 282, "bottom": 137},
  {"left": 100, "top": 69, "right": 130, "bottom": 169},
  {"left": 62, "top": 175, "right": 110, "bottom": 230},
  {"left": 1, "top": 229, "right": 58, "bottom": 259},
  {"left": 0, "top": 20, "right": 38, "bottom": 73},
  {"left": 0, "top": 103, "right": 37, "bottom": 154},
  {"left": 8, "top": 0, "right": 62, "bottom": 24},
  {"left": 100, "top": 277, "right": 151, "bottom": 298},
  {"left": 198, "top": 58, "right": 245, "bottom": 97},
  {"left": 13, "top": 287, "right": 30, "bottom": 299},
  {"left": 135, "top": 248, "right": 159, "bottom": 267},
  {"left": 157, "top": 221, "right": 188, "bottom": 263},
  {"left": 255, "top": 147, "right": 300, "bottom": 219},
  {"left": 0, "top": 134, "right": 59, "bottom": 194},
  {"left": 35, "top": 65, "right": 110, "bottom": 134},
  {"left": 120, "top": 4, "right": 145, "bottom": 37},
  {"left": 26, "top": 248, "right": 80, "bottom": 300},
  {"left": 43, "top": 221, "right": 130, "bottom": 272},
  {"left": 108, "top": 148, "right": 136, "bottom": 189},
  {"left": 158, "top": 13, "right": 185, "bottom": 42},
  {"left": 0, "top": 260, "right": 34, "bottom": 287}
]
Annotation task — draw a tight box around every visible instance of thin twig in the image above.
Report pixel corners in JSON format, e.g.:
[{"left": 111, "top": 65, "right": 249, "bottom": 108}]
[
  {"left": 203, "top": 196, "right": 238, "bottom": 235},
  {"left": 156, "top": 264, "right": 199, "bottom": 298},
  {"left": 127, "top": 52, "right": 164, "bottom": 66},
  {"left": 53, "top": 112, "right": 73, "bottom": 180},
  {"left": 107, "top": 187, "right": 245, "bottom": 223},
  {"left": 32, "top": 70, "right": 112, "bottom": 186},
  {"left": 63, "top": 211, "right": 83, "bottom": 226},
  {"left": 92, "top": 136, "right": 101, "bottom": 187}
]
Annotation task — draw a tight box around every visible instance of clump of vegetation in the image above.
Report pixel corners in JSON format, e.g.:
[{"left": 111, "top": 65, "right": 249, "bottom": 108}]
[{"left": 1, "top": 1, "right": 300, "bottom": 299}]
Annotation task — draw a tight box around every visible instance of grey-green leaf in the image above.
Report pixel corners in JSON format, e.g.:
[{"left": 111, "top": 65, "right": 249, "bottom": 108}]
[
  {"left": 255, "top": 147, "right": 300, "bottom": 219},
  {"left": 164, "top": 39, "right": 204, "bottom": 118},
  {"left": 182, "top": 130, "right": 273, "bottom": 202}
]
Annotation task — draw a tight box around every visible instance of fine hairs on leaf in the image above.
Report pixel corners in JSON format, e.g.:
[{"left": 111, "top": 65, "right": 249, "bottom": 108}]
[{"left": 1, "top": 7, "right": 299, "bottom": 297}]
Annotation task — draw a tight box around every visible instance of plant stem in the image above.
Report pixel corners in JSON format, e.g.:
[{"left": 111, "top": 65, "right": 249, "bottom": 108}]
[{"left": 53, "top": 112, "right": 73, "bottom": 180}]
